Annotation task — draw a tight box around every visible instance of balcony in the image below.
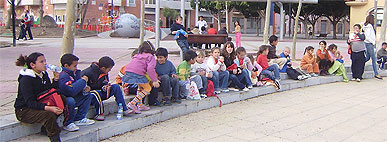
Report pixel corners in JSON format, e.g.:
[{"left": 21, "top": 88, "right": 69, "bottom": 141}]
[
  {"left": 19, "top": 0, "right": 41, "bottom": 6},
  {"left": 145, "top": 0, "right": 192, "bottom": 10},
  {"left": 345, "top": 0, "right": 368, "bottom": 6}
]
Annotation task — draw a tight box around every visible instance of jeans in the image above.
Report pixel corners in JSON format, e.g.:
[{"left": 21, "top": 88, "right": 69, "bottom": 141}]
[
  {"left": 199, "top": 75, "right": 208, "bottom": 94},
  {"left": 66, "top": 94, "right": 92, "bottom": 126},
  {"left": 159, "top": 75, "right": 179, "bottom": 99},
  {"left": 211, "top": 71, "right": 229, "bottom": 90},
  {"left": 178, "top": 81, "right": 189, "bottom": 99},
  {"left": 378, "top": 56, "right": 387, "bottom": 69},
  {"left": 261, "top": 64, "right": 281, "bottom": 80},
  {"left": 229, "top": 74, "right": 246, "bottom": 89},
  {"left": 242, "top": 69, "right": 253, "bottom": 87},
  {"left": 25, "top": 23, "right": 33, "bottom": 40},
  {"left": 90, "top": 84, "right": 128, "bottom": 115},
  {"left": 177, "top": 39, "right": 189, "bottom": 54},
  {"left": 18, "top": 27, "right": 27, "bottom": 40},
  {"left": 351, "top": 51, "right": 366, "bottom": 79},
  {"left": 365, "top": 43, "right": 379, "bottom": 76}
]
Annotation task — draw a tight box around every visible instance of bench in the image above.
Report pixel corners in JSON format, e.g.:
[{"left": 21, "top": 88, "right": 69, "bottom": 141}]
[
  {"left": 187, "top": 34, "right": 229, "bottom": 45},
  {"left": 316, "top": 34, "right": 327, "bottom": 38}
]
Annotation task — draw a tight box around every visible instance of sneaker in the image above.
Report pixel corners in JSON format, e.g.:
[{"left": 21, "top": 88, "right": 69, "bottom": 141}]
[
  {"left": 127, "top": 103, "right": 141, "bottom": 114},
  {"left": 137, "top": 105, "right": 151, "bottom": 111},
  {"left": 274, "top": 79, "right": 281, "bottom": 90},
  {"left": 302, "top": 75, "right": 309, "bottom": 79},
  {"left": 200, "top": 94, "right": 207, "bottom": 98},
  {"left": 149, "top": 100, "right": 162, "bottom": 107},
  {"left": 306, "top": 74, "right": 312, "bottom": 78},
  {"left": 222, "top": 89, "right": 229, "bottom": 93},
  {"left": 297, "top": 75, "right": 303, "bottom": 80},
  {"left": 161, "top": 98, "right": 172, "bottom": 106},
  {"left": 310, "top": 73, "right": 318, "bottom": 77},
  {"left": 356, "top": 78, "right": 361, "bottom": 82},
  {"left": 74, "top": 118, "right": 95, "bottom": 126},
  {"left": 375, "top": 75, "right": 383, "bottom": 80},
  {"left": 242, "top": 87, "right": 249, "bottom": 92},
  {"left": 94, "top": 114, "right": 105, "bottom": 121},
  {"left": 214, "top": 90, "right": 221, "bottom": 94},
  {"left": 351, "top": 78, "right": 356, "bottom": 81},
  {"left": 123, "top": 110, "right": 135, "bottom": 116},
  {"left": 63, "top": 123, "right": 79, "bottom": 132},
  {"left": 248, "top": 85, "right": 253, "bottom": 89},
  {"left": 229, "top": 88, "right": 239, "bottom": 92},
  {"left": 171, "top": 98, "right": 182, "bottom": 104},
  {"left": 343, "top": 79, "right": 349, "bottom": 83}
]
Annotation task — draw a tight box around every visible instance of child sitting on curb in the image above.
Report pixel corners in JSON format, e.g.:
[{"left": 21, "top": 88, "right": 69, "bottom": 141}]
[
  {"left": 327, "top": 44, "right": 349, "bottom": 82},
  {"left": 177, "top": 50, "right": 200, "bottom": 100},
  {"left": 82, "top": 56, "right": 134, "bottom": 121},
  {"left": 153, "top": 48, "right": 179, "bottom": 105},
  {"left": 301, "top": 46, "right": 319, "bottom": 77},
  {"left": 257, "top": 45, "right": 281, "bottom": 89},
  {"left": 207, "top": 47, "right": 230, "bottom": 94},
  {"left": 191, "top": 50, "right": 213, "bottom": 97}
]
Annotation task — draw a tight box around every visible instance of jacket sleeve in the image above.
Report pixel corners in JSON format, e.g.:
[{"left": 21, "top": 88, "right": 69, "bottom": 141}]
[
  {"left": 207, "top": 57, "right": 221, "bottom": 71},
  {"left": 19, "top": 77, "right": 46, "bottom": 110},
  {"left": 59, "top": 72, "right": 86, "bottom": 97},
  {"left": 146, "top": 56, "right": 158, "bottom": 81},
  {"left": 357, "top": 33, "right": 365, "bottom": 41}
]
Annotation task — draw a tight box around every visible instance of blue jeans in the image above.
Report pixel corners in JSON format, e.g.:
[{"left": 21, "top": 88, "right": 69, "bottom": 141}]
[
  {"left": 176, "top": 39, "right": 189, "bottom": 53},
  {"left": 377, "top": 56, "right": 387, "bottom": 69},
  {"left": 211, "top": 71, "right": 229, "bottom": 90},
  {"left": 178, "top": 81, "right": 189, "bottom": 99},
  {"left": 66, "top": 94, "right": 92, "bottom": 126},
  {"left": 261, "top": 65, "right": 281, "bottom": 80},
  {"left": 365, "top": 43, "right": 379, "bottom": 76},
  {"left": 159, "top": 75, "right": 179, "bottom": 99},
  {"left": 90, "top": 84, "right": 128, "bottom": 115},
  {"left": 199, "top": 75, "right": 208, "bottom": 94},
  {"left": 25, "top": 23, "right": 33, "bottom": 40},
  {"left": 242, "top": 69, "right": 253, "bottom": 86}
]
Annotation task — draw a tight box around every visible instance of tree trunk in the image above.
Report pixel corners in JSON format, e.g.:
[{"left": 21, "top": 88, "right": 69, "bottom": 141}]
[
  {"left": 292, "top": 0, "right": 302, "bottom": 60},
  {"left": 139, "top": 0, "right": 145, "bottom": 44},
  {"left": 80, "top": 0, "right": 90, "bottom": 29},
  {"left": 40, "top": 0, "right": 44, "bottom": 23},
  {"left": 217, "top": 13, "right": 221, "bottom": 31},
  {"left": 332, "top": 21, "right": 337, "bottom": 39},
  {"left": 256, "top": 18, "right": 259, "bottom": 36},
  {"left": 5, "top": 8, "right": 12, "bottom": 29},
  {"left": 380, "top": 2, "right": 387, "bottom": 42},
  {"left": 263, "top": 0, "right": 272, "bottom": 44},
  {"left": 303, "top": 20, "right": 309, "bottom": 39},
  {"left": 61, "top": 0, "right": 77, "bottom": 54}
]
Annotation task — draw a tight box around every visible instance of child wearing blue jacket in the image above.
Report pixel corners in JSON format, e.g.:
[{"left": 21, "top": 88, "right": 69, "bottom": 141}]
[{"left": 59, "top": 54, "right": 95, "bottom": 132}]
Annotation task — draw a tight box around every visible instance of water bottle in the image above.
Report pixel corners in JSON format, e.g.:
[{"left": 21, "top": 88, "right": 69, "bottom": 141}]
[
  {"left": 46, "top": 64, "right": 62, "bottom": 73},
  {"left": 116, "top": 103, "right": 123, "bottom": 120}
]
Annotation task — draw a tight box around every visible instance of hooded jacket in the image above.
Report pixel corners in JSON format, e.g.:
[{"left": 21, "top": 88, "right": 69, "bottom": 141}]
[
  {"left": 81, "top": 62, "right": 109, "bottom": 90},
  {"left": 14, "top": 69, "right": 58, "bottom": 110},
  {"left": 362, "top": 24, "right": 376, "bottom": 45},
  {"left": 59, "top": 67, "right": 86, "bottom": 97}
]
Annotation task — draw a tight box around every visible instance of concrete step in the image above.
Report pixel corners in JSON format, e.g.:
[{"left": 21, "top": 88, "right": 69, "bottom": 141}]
[{"left": 3, "top": 70, "right": 386, "bottom": 142}]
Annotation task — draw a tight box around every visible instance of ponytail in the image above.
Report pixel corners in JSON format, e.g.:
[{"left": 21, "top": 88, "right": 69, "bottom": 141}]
[{"left": 15, "top": 52, "right": 44, "bottom": 69}]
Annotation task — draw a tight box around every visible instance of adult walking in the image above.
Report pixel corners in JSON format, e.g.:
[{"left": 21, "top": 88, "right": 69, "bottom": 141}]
[
  {"left": 363, "top": 15, "right": 382, "bottom": 79},
  {"left": 196, "top": 16, "right": 207, "bottom": 33},
  {"left": 24, "top": 10, "right": 34, "bottom": 40}
]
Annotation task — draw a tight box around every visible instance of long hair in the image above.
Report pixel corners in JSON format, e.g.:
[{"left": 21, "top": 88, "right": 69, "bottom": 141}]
[
  {"left": 222, "top": 41, "right": 236, "bottom": 60},
  {"left": 319, "top": 40, "right": 327, "bottom": 48},
  {"left": 364, "top": 14, "right": 374, "bottom": 26},
  {"left": 304, "top": 46, "right": 314, "bottom": 55},
  {"left": 15, "top": 52, "right": 44, "bottom": 69},
  {"left": 258, "top": 45, "right": 270, "bottom": 55},
  {"left": 138, "top": 41, "right": 155, "bottom": 55}
]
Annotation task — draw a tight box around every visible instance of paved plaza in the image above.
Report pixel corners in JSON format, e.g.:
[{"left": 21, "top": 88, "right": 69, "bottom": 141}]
[{"left": 104, "top": 79, "right": 387, "bottom": 142}]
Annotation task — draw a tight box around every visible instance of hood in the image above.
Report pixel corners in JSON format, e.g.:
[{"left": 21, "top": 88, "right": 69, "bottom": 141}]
[{"left": 19, "top": 68, "right": 36, "bottom": 78}]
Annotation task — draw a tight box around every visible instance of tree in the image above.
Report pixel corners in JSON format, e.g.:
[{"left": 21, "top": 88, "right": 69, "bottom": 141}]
[
  {"left": 162, "top": 7, "right": 179, "bottom": 28},
  {"left": 380, "top": 2, "right": 387, "bottom": 42},
  {"left": 190, "top": 1, "right": 235, "bottom": 30},
  {"left": 283, "top": 3, "right": 321, "bottom": 39},
  {"left": 317, "top": 1, "right": 349, "bottom": 39},
  {"left": 5, "top": 0, "right": 21, "bottom": 29},
  {"left": 232, "top": 2, "right": 266, "bottom": 36},
  {"left": 61, "top": 0, "right": 77, "bottom": 54}
]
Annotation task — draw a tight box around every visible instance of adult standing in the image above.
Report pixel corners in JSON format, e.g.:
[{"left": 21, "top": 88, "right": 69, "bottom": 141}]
[
  {"left": 196, "top": 16, "right": 207, "bottom": 33},
  {"left": 363, "top": 15, "right": 382, "bottom": 79},
  {"left": 24, "top": 10, "right": 33, "bottom": 40}
]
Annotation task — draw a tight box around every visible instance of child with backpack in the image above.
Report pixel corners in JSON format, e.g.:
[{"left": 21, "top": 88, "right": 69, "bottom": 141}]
[
  {"left": 122, "top": 41, "right": 160, "bottom": 114},
  {"left": 279, "top": 47, "right": 308, "bottom": 80},
  {"left": 327, "top": 44, "right": 349, "bottom": 82},
  {"left": 176, "top": 50, "right": 200, "bottom": 100},
  {"left": 301, "top": 46, "right": 319, "bottom": 77},
  {"left": 257, "top": 45, "right": 281, "bottom": 89}
]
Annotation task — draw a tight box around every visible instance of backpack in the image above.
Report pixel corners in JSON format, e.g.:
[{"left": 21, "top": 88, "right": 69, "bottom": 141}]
[
  {"left": 286, "top": 67, "right": 302, "bottom": 80},
  {"left": 37, "top": 88, "right": 69, "bottom": 126},
  {"left": 206, "top": 80, "right": 223, "bottom": 107}
]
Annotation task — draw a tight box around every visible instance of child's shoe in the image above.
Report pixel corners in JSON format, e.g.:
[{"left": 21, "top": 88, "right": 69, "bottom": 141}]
[
  {"left": 356, "top": 78, "right": 361, "bottom": 82},
  {"left": 274, "top": 79, "right": 281, "bottom": 90},
  {"left": 74, "top": 118, "right": 95, "bottom": 126},
  {"left": 297, "top": 75, "right": 303, "bottom": 80},
  {"left": 200, "top": 94, "right": 207, "bottom": 98},
  {"left": 171, "top": 98, "right": 182, "bottom": 104},
  {"left": 127, "top": 103, "right": 141, "bottom": 114},
  {"left": 241, "top": 87, "right": 249, "bottom": 92},
  {"left": 94, "top": 114, "right": 105, "bottom": 121},
  {"left": 229, "top": 88, "right": 239, "bottom": 92},
  {"left": 248, "top": 85, "right": 253, "bottom": 89},
  {"left": 222, "top": 89, "right": 229, "bottom": 93},
  {"left": 137, "top": 104, "right": 151, "bottom": 111},
  {"left": 214, "top": 90, "right": 221, "bottom": 94},
  {"left": 63, "top": 123, "right": 79, "bottom": 132},
  {"left": 161, "top": 98, "right": 172, "bottom": 106},
  {"left": 124, "top": 110, "right": 135, "bottom": 116},
  {"left": 310, "top": 73, "right": 318, "bottom": 77}
]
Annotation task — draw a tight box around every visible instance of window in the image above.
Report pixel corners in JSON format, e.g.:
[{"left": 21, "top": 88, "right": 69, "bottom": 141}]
[{"left": 127, "top": 0, "right": 136, "bottom": 7}]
